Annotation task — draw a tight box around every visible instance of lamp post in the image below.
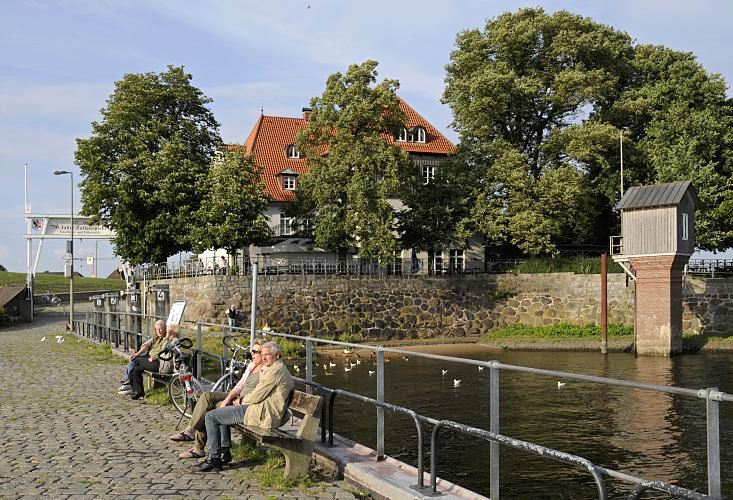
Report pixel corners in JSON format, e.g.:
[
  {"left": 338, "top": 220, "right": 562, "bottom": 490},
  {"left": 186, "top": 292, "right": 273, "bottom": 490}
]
[{"left": 54, "top": 170, "right": 74, "bottom": 330}]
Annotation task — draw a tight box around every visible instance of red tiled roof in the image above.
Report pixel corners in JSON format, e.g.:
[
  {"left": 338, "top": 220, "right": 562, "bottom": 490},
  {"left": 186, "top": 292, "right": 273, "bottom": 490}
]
[{"left": 239, "top": 97, "right": 455, "bottom": 202}]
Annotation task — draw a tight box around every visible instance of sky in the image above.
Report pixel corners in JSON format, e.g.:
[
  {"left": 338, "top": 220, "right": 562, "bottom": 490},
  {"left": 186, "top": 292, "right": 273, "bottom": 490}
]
[{"left": 2, "top": 0, "right": 732, "bottom": 277}]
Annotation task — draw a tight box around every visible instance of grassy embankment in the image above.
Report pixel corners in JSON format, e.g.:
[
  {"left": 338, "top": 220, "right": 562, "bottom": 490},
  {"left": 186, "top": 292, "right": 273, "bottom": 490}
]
[
  {"left": 512, "top": 256, "right": 624, "bottom": 274},
  {"left": 0, "top": 271, "right": 126, "bottom": 294},
  {"left": 484, "top": 323, "right": 634, "bottom": 339}
]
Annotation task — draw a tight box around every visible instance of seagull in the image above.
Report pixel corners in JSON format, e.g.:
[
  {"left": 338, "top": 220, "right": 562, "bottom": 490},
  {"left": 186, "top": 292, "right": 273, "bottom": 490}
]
[
  {"left": 478, "top": 366, "right": 484, "bottom": 372},
  {"left": 344, "top": 366, "right": 352, "bottom": 372},
  {"left": 55, "top": 335, "right": 65, "bottom": 343},
  {"left": 40, "top": 336, "right": 46, "bottom": 342},
  {"left": 293, "top": 365, "right": 300, "bottom": 372},
  {"left": 329, "top": 362, "right": 336, "bottom": 368},
  {"left": 368, "top": 370, "right": 375, "bottom": 376},
  {"left": 557, "top": 381, "right": 566, "bottom": 388},
  {"left": 441, "top": 369, "right": 448, "bottom": 376},
  {"left": 356, "top": 359, "right": 362, "bottom": 365},
  {"left": 402, "top": 356, "right": 409, "bottom": 362},
  {"left": 453, "top": 379, "right": 461, "bottom": 387},
  {"left": 343, "top": 347, "right": 353, "bottom": 354}
]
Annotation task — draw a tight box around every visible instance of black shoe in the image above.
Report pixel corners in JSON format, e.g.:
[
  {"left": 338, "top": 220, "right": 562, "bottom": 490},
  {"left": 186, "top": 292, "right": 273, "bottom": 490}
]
[
  {"left": 221, "top": 449, "right": 232, "bottom": 465},
  {"left": 130, "top": 392, "right": 144, "bottom": 400},
  {"left": 192, "top": 457, "right": 222, "bottom": 473}
]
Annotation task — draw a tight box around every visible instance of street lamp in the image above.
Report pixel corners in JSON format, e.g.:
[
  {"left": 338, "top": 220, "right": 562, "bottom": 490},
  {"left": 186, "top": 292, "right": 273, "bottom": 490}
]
[{"left": 54, "top": 169, "right": 74, "bottom": 330}]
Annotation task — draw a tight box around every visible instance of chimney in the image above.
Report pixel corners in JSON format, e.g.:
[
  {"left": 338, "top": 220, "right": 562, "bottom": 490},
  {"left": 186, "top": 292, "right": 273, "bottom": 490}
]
[{"left": 302, "top": 107, "right": 312, "bottom": 121}]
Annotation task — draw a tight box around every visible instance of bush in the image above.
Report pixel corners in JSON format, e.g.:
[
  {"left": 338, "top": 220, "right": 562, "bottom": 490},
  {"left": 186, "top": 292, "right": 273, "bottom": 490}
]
[
  {"left": 513, "top": 256, "right": 623, "bottom": 274},
  {"left": 0, "top": 264, "right": 6, "bottom": 272},
  {"left": 0, "top": 306, "right": 8, "bottom": 326},
  {"left": 486, "top": 323, "right": 634, "bottom": 339}
]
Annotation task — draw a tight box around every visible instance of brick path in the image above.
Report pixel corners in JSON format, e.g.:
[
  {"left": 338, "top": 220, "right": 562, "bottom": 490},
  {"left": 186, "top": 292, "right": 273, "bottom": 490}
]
[{"left": 0, "top": 317, "right": 361, "bottom": 499}]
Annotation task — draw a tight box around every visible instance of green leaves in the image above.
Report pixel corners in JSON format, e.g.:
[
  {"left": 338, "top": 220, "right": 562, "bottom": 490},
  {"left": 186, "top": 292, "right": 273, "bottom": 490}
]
[
  {"left": 76, "top": 66, "right": 222, "bottom": 264},
  {"left": 191, "top": 151, "right": 271, "bottom": 255},
  {"left": 444, "top": 8, "right": 733, "bottom": 254},
  {"left": 296, "top": 60, "right": 412, "bottom": 265}
]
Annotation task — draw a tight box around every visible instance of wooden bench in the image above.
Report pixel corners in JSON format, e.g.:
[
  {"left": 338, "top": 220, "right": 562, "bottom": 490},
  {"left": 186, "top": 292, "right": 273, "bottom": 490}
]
[
  {"left": 234, "top": 390, "right": 323, "bottom": 479},
  {"left": 142, "top": 370, "right": 174, "bottom": 391}
]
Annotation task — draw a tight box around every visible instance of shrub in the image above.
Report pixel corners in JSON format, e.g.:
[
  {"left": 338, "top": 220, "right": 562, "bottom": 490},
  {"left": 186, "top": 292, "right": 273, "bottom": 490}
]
[
  {"left": 513, "top": 256, "right": 623, "bottom": 274},
  {"left": 486, "top": 323, "right": 633, "bottom": 339},
  {"left": 0, "top": 306, "right": 8, "bottom": 326}
]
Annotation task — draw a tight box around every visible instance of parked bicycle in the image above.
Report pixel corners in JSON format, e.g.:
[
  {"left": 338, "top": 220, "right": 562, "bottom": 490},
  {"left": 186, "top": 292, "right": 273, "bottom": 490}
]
[
  {"left": 43, "top": 291, "right": 62, "bottom": 306},
  {"left": 158, "top": 338, "right": 204, "bottom": 418},
  {"left": 159, "top": 335, "right": 253, "bottom": 419},
  {"left": 212, "top": 335, "right": 251, "bottom": 393}
]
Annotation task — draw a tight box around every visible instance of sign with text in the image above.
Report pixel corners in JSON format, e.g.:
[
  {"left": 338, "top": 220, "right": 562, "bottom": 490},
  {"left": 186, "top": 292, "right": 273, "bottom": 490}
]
[
  {"left": 167, "top": 300, "right": 186, "bottom": 326},
  {"left": 25, "top": 214, "right": 115, "bottom": 239}
]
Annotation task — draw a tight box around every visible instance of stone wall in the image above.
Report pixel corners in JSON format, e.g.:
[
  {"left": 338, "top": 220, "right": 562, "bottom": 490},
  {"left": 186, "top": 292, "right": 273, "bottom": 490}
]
[
  {"left": 154, "top": 273, "right": 634, "bottom": 340},
  {"left": 151, "top": 273, "right": 732, "bottom": 340}
]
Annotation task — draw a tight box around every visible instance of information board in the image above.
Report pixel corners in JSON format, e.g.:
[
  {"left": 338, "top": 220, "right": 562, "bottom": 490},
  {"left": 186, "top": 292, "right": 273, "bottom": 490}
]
[{"left": 167, "top": 300, "right": 187, "bottom": 326}]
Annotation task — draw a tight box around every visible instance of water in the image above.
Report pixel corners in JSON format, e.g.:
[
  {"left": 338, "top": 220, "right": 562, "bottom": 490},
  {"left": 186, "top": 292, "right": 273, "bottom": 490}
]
[{"left": 300, "top": 350, "right": 733, "bottom": 499}]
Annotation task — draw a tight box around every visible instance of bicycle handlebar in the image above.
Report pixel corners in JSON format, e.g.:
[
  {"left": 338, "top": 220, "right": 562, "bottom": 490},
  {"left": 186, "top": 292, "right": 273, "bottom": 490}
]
[
  {"left": 157, "top": 337, "right": 194, "bottom": 361},
  {"left": 223, "top": 335, "right": 248, "bottom": 353}
]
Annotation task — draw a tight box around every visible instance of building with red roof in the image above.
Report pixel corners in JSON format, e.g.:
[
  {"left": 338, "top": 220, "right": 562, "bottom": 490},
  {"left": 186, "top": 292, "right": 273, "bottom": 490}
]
[{"left": 229, "top": 97, "right": 482, "bottom": 273}]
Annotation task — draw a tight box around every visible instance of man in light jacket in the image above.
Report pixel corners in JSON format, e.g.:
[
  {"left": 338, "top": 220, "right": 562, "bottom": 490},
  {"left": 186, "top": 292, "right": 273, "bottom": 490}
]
[{"left": 194, "top": 341, "right": 293, "bottom": 472}]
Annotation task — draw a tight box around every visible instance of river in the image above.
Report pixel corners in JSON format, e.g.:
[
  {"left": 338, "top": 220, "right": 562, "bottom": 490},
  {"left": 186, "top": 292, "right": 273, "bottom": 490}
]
[{"left": 298, "top": 349, "right": 733, "bottom": 499}]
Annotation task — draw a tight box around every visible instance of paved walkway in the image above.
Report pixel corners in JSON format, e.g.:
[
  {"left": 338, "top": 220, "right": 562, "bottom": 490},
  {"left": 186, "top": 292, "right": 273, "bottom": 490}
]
[{"left": 0, "top": 317, "right": 362, "bottom": 499}]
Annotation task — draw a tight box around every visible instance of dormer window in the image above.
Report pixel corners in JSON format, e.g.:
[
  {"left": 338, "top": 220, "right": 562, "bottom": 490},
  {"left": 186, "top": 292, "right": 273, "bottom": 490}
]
[
  {"left": 286, "top": 145, "right": 300, "bottom": 159},
  {"left": 283, "top": 175, "right": 297, "bottom": 190},
  {"left": 415, "top": 127, "right": 426, "bottom": 143},
  {"left": 396, "top": 127, "right": 427, "bottom": 143}
]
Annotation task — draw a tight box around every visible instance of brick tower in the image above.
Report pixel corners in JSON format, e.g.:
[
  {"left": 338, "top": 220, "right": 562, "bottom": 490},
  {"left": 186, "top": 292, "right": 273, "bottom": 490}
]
[{"left": 611, "top": 182, "right": 697, "bottom": 356}]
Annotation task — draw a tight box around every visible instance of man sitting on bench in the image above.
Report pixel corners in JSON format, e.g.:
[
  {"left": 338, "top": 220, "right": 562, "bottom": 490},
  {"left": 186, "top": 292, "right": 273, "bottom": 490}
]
[{"left": 193, "top": 341, "right": 293, "bottom": 472}]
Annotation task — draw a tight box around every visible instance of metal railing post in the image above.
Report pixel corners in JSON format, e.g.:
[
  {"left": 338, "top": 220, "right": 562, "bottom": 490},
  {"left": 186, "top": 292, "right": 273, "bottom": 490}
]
[
  {"left": 250, "top": 261, "right": 258, "bottom": 349},
  {"left": 305, "top": 337, "right": 313, "bottom": 394},
  {"left": 706, "top": 388, "right": 721, "bottom": 498},
  {"left": 196, "top": 322, "right": 203, "bottom": 380},
  {"left": 490, "top": 363, "right": 500, "bottom": 500},
  {"left": 376, "top": 347, "right": 385, "bottom": 460}
]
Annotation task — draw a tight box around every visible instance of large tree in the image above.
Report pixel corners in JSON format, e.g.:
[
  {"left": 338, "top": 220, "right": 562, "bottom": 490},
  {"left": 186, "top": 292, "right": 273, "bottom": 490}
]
[
  {"left": 443, "top": 8, "right": 733, "bottom": 253},
  {"left": 295, "top": 60, "right": 413, "bottom": 265},
  {"left": 76, "top": 66, "right": 221, "bottom": 264},
  {"left": 190, "top": 150, "right": 271, "bottom": 261}
]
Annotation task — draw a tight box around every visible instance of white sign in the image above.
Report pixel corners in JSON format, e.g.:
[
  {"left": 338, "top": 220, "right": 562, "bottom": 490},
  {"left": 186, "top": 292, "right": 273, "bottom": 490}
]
[
  {"left": 110, "top": 296, "right": 117, "bottom": 305},
  {"left": 167, "top": 300, "right": 186, "bottom": 326},
  {"left": 157, "top": 290, "right": 166, "bottom": 302},
  {"left": 87, "top": 256, "right": 94, "bottom": 265},
  {"left": 25, "top": 214, "right": 115, "bottom": 240}
]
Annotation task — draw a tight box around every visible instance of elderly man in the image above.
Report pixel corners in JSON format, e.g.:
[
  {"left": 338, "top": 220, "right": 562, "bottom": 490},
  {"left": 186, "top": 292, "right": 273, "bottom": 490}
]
[{"left": 193, "top": 341, "right": 293, "bottom": 472}]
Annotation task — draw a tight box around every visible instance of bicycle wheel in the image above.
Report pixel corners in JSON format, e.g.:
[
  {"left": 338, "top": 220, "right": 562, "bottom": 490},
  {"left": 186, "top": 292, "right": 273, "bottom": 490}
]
[
  {"left": 169, "top": 375, "right": 204, "bottom": 418},
  {"left": 211, "top": 374, "right": 235, "bottom": 393}
]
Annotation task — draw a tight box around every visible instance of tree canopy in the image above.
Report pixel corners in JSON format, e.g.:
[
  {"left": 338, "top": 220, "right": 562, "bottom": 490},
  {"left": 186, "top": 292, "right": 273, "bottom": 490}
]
[
  {"left": 190, "top": 150, "right": 271, "bottom": 257},
  {"left": 443, "top": 7, "right": 733, "bottom": 253},
  {"left": 295, "top": 60, "right": 413, "bottom": 264},
  {"left": 76, "top": 66, "right": 221, "bottom": 264}
]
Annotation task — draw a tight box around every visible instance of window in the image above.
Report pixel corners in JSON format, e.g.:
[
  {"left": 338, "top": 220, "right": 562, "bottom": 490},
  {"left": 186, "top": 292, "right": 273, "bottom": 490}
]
[
  {"left": 449, "top": 249, "right": 464, "bottom": 273},
  {"left": 286, "top": 145, "right": 299, "bottom": 159},
  {"left": 283, "top": 175, "right": 296, "bottom": 190},
  {"left": 279, "top": 213, "right": 293, "bottom": 236},
  {"left": 415, "top": 127, "right": 426, "bottom": 143},
  {"left": 421, "top": 165, "right": 435, "bottom": 184},
  {"left": 428, "top": 250, "right": 443, "bottom": 275},
  {"left": 397, "top": 128, "right": 408, "bottom": 142},
  {"left": 682, "top": 212, "right": 689, "bottom": 241}
]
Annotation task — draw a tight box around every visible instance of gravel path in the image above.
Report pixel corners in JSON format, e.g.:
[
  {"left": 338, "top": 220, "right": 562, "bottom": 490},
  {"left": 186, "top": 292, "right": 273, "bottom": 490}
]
[{"left": 0, "top": 318, "right": 360, "bottom": 499}]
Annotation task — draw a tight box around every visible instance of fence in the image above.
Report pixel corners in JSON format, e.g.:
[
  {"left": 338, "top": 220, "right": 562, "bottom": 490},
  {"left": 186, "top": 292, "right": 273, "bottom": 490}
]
[{"left": 72, "top": 311, "right": 726, "bottom": 499}]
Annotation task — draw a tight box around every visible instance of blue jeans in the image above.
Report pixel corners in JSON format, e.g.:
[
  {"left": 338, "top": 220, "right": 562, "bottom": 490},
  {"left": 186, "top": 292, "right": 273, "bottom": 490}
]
[
  {"left": 123, "top": 357, "right": 140, "bottom": 383},
  {"left": 204, "top": 404, "right": 247, "bottom": 458}
]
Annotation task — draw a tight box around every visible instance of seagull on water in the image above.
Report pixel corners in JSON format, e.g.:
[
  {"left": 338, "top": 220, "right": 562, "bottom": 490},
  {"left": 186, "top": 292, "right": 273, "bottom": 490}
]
[
  {"left": 329, "top": 361, "right": 336, "bottom": 368},
  {"left": 368, "top": 370, "right": 375, "bottom": 376},
  {"left": 453, "top": 379, "right": 461, "bottom": 387},
  {"left": 441, "top": 369, "right": 448, "bottom": 376},
  {"left": 557, "top": 381, "right": 566, "bottom": 388},
  {"left": 478, "top": 366, "right": 484, "bottom": 372},
  {"left": 344, "top": 366, "right": 352, "bottom": 372}
]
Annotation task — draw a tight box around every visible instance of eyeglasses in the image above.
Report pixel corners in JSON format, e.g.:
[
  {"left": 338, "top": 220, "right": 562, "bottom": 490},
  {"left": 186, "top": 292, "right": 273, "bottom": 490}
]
[{"left": 252, "top": 350, "right": 261, "bottom": 354}]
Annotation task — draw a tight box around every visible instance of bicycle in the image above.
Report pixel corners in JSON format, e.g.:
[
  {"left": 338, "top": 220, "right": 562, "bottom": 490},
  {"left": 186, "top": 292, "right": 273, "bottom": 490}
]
[
  {"left": 210, "top": 335, "right": 251, "bottom": 393},
  {"left": 159, "top": 336, "right": 253, "bottom": 419},
  {"left": 43, "top": 291, "right": 62, "bottom": 307},
  {"left": 158, "top": 338, "right": 204, "bottom": 419}
]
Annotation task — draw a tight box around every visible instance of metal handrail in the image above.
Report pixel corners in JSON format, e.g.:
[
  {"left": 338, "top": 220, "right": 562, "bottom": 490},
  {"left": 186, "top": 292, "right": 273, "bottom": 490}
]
[
  {"left": 431, "top": 419, "right": 608, "bottom": 499},
  {"left": 328, "top": 388, "right": 427, "bottom": 490},
  {"left": 72, "top": 312, "right": 729, "bottom": 498}
]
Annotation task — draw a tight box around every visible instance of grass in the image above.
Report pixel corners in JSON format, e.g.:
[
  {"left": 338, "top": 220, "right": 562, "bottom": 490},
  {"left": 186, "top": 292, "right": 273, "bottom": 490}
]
[
  {"left": 0, "top": 270, "right": 126, "bottom": 294},
  {"left": 75, "top": 338, "right": 128, "bottom": 364},
  {"left": 485, "top": 323, "right": 634, "bottom": 339},
  {"left": 145, "top": 387, "right": 172, "bottom": 406},
  {"left": 231, "top": 442, "right": 321, "bottom": 492},
  {"left": 513, "top": 256, "right": 624, "bottom": 274}
]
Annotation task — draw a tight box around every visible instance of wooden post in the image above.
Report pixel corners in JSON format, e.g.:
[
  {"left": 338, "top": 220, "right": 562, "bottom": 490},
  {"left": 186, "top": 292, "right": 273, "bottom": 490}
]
[{"left": 601, "top": 253, "right": 608, "bottom": 355}]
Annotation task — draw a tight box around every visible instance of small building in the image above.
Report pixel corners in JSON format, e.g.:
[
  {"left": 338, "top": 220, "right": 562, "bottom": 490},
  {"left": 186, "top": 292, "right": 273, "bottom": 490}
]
[
  {"left": 611, "top": 181, "right": 697, "bottom": 356},
  {"left": 0, "top": 285, "right": 32, "bottom": 323}
]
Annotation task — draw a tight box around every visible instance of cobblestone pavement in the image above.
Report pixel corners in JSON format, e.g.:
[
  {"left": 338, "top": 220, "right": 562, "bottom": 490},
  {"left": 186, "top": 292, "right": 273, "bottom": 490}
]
[{"left": 0, "top": 317, "right": 361, "bottom": 499}]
